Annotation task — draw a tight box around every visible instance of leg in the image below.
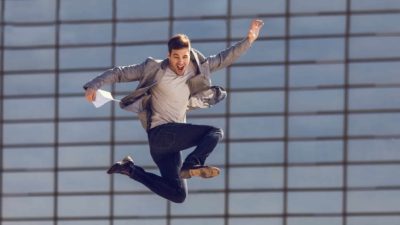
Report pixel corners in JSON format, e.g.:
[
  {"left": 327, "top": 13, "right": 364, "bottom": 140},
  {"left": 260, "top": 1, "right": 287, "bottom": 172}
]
[
  {"left": 182, "top": 125, "right": 223, "bottom": 167},
  {"left": 108, "top": 153, "right": 187, "bottom": 203},
  {"left": 108, "top": 123, "right": 222, "bottom": 202},
  {"left": 131, "top": 152, "right": 187, "bottom": 203},
  {"left": 148, "top": 123, "right": 223, "bottom": 179},
  {"left": 148, "top": 123, "right": 223, "bottom": 167}
]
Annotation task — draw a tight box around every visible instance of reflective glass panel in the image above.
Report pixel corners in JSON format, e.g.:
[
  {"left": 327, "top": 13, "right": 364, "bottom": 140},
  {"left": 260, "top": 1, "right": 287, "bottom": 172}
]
[
  {"left": 288, "top": 166, "right": 343, "bottom": 188},
  {"left": 350, "top": 37, "right": 400, "bottom": 59},
  {"left": 352, "top": 0, "right": 400, "bottom": 10},
  {"left": 230, "top": 167, "right": 284, "bottom": 188},
  {"left": 288, "top": 191, "right": 342, "bottom": 213},
  {"left": 4, "top": 74, "right": 55, "bottom": 96},
  {"left": 348, "top": 216, "right": 400, "bottom": 225},
  {"left": 173, "top": 20, "right": 226, "bottom": 39},
  {"left": 117, "top": 0, "right": 169, "bottom": 19},
  {"left": 3, "top": 172, "right": 54, "bottom": 194},
  {"left": 116, "top": 45, "right": 165, "bottom": 65},
  {"left": 289, "top": 140, "right": 343, "bottom": 163},
  {"left": 290, "top": 38, "right": 344, "bottom": 61},
  {"left": 232, "top": 0, "right": 285, "bottom": 15},
  {"left": 174, "top": 0, "right": 227, "bottom": 17},
  {"left": 289, "top": 89, "right": 344, "bottom": 112},
  {"left": 60, "top": 47, "right": 111, "bottom": 69},
  {"left": 231, "top": 66, "right": 285, "bottom": 89},
  {"left": 5, "top": 0, "right": 56, "bottom": 22},
  {"left": 230, "top": 116, "right": 284, "bottom": 139},
  {"left": 59, "top": 146, "right": 110, "bottom": 168},
  {"left": 171, "top": 218, "right": 224, "bottom": 225},
  {"left": 3, "top": 122, "right": 54, "bottom": 145},
  {"left": 171, "top": 193, "right": 224, "bottom": 215},
  {"left": 3, "top": 197, "right": 54, "bottom": 218},
  {"left": 350, "top": 62, "right": 400, "bottom": 85},
  {"left": 290, "top": 64, "right": 344, "bottom": 87},
  {"left": 60, "top": 23, "right": 112, "bottom": 44},
  {"left": 5, "top": 25, "right": 55, "bottom": 46},
  {"left": 349, "top": 88, "right": 400, "bottom": 110},
  {"left": 291, "top": 16, "right": 345, "bottom": 35},
  {"left": 58, "top": 171, "right": 110, "bottom": 192},
  {"left": 3, "top": 147, "right": 54, "bottom": 169},
  {"left": 348, "top": 190, "right": 400, "bottom": 212},
  {"left": 58, "top": 121, "right": 110, "bottom": 143},
  {"left": 4, "top": 49, "right": 55, "bottom": 71},
  {"left": 231, "top": 91, "right": 284, "bottom": 113},
  {"left": 114, "top": 195, "right": 167, "bottom": 216},
  {"left": 229, "top": 192, "right": 283, "bottom": 214},
  {"left": 230, "top": 218, "right": 282, "bottom": 225},
  {"left": 288, "top": 217, "right": 342, "bottom": 225},
  {"left": 348, "top": 165, "right": 400, "bottom": 187},
  {"left": 117, "top": 21, "right": 169, "bottom": 42},
  {"left": 230, "top": 142, "right": 284, "bottom": 164},
  {"left": 289, "top": 115, "right": 343, "bottom": 138},
  {"left": 4, "top": 98, "right": 54, "bottom": 120},
  {"left": 291, "top": 0, "right": 346, "bottom": 12},
  {"left": 349, "top": 113, "right": 400, "bottom": 136},
  {"left": 348, "top": 139, "right": 400, "bottom": 161},
  {"left": 351, "top": 14, "right": 400, "bottom": 34},
  {"left": 60, "top": 0, "right": 112, "bottom": 20},
  {"left": 58, "top": 196, "right": 110, "bottom": 217}
]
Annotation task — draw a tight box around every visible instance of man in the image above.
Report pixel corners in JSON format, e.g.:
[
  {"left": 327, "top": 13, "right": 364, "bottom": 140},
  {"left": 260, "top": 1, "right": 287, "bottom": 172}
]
[{"left": 84, "top": 19, "right": 264, "bottom": 203}]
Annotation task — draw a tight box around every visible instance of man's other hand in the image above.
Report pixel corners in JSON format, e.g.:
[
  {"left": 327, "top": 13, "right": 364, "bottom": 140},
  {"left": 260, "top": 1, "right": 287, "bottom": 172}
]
[
  {"left": 85, "top": 88, "right": 96, "bottom": 102},
  {"left": 248, "top": 19, "right": 265, "bottom": 43}
]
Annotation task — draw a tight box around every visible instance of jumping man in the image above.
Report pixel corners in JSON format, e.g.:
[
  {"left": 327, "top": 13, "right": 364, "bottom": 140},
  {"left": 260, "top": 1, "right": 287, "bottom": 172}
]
[{"left": 84, "top": 19, "right": 264, "bottom": 203}]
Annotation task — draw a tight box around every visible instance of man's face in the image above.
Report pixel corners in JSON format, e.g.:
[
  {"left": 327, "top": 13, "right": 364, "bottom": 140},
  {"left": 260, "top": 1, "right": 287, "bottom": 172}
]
[{"left": 168, "top": 48, "right": 191, "bottom": 76}]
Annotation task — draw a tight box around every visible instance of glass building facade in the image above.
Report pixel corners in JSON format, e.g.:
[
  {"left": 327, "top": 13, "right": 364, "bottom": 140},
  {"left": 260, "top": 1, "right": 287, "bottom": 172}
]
[{"left": 1, "top": 0, "right": 400, "bottom": 224}]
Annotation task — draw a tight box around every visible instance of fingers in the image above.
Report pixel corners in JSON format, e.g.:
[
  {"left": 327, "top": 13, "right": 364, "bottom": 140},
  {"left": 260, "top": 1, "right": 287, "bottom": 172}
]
[
  {"left": 85, "top": 88, "right": 96, "bottom": 102},
  {"left": 248, "top": 19, "right": 264, "bottom": 43},
  {"left": 252, "top": 19, "right": 264, "bottom": 30}
]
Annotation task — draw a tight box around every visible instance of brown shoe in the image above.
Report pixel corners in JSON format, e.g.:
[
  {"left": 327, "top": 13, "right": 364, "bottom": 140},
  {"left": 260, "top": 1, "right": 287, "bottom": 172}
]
[
  {"left": 107, "top": 156, "right": 134, "bottom": 176},
  {"left": 180, "top": 165, "right": 220, "bottom": 179}
]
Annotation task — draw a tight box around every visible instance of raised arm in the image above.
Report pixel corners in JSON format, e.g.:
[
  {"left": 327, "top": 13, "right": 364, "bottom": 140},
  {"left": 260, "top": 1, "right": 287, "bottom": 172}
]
[{"left": 207, "top": 19, "right": 265, "bottom": 72}]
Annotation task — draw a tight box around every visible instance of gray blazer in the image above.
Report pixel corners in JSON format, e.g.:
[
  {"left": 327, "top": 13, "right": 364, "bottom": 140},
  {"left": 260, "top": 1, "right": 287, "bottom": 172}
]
[{"left": 84, "top": 38, "right": 252, "bottom": 130}]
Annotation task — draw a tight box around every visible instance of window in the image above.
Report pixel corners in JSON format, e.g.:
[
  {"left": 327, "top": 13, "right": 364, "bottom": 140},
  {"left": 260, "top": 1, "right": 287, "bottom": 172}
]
[{"left": 288, "top": 191, "right": 343, "bottom": 213}]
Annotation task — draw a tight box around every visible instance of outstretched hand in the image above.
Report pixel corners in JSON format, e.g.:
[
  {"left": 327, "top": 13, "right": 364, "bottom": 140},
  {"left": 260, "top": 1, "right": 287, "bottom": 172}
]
[
  {"left": 85, "top": 88, "right": 96, "bottom": 102},
  {"left": 247, "top": 19, "right": 265, "bottom": 44}
]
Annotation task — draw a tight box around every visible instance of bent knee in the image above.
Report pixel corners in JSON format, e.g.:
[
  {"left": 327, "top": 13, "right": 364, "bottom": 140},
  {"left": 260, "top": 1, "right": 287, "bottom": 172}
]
[
  {"left": 171, "top": 190, "right": 187, "bottom": 203},
  {"left": 210, "top": 127, "right": 224, "bottom": 140}
]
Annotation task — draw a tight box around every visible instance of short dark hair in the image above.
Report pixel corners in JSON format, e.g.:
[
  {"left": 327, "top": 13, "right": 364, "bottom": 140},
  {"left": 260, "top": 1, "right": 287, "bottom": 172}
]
[{"left": 168, "top": 34, "right": 191, "bottom": 53}]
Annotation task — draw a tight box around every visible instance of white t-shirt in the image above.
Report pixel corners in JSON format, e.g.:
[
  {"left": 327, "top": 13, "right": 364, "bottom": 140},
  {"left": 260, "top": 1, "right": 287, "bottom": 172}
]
[{"left": 150, "top": 62, "right": 196, "bottom": 129}]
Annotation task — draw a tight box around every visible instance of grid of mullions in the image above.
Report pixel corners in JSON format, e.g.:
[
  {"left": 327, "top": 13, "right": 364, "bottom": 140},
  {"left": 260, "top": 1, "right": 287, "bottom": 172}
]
[{"left": 2, "top": 0, "right": 400, "bottom": 225}]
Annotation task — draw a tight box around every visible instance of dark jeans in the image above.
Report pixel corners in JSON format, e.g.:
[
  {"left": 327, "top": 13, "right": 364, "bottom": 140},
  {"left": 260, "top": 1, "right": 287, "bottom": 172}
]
[{"left": 128, "top": 123, "right": 223, "bottom": 203}]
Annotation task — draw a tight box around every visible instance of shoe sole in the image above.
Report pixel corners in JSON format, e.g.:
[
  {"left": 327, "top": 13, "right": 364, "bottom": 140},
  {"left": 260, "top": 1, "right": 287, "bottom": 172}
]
[{"left": 183, "top": 166, "right": 220, "bottom": 179}]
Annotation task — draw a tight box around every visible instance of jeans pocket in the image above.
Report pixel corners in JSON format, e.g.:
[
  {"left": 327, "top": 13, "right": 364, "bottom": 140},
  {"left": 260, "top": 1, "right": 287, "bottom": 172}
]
[{"left": 150, "top": 130, "right": 175, "bottom": 150}]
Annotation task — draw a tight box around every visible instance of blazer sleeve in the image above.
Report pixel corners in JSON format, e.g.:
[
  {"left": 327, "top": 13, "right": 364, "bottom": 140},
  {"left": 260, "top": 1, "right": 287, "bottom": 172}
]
[
  {"left": 83, "top": 58, "right": 150, "bottom": 90},
  {"left": 206, "top": 38, "right": 252, "bottom": 73}
]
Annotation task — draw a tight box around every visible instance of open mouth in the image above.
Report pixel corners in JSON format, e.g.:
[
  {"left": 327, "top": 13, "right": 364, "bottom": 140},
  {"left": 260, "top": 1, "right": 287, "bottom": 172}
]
[{"left": 177, "top": 65, "right": 185, "bottom": 74}]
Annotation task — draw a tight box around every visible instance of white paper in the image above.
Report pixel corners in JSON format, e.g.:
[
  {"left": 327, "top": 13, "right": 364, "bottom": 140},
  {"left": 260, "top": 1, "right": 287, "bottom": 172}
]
[{"left": 93, "top": 89, "right": 120, "bottom": 108}]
